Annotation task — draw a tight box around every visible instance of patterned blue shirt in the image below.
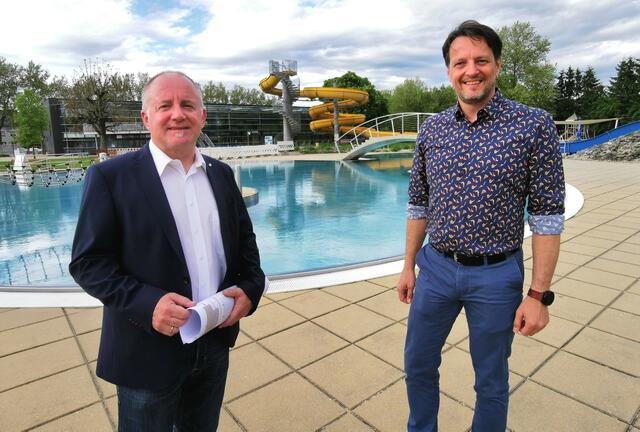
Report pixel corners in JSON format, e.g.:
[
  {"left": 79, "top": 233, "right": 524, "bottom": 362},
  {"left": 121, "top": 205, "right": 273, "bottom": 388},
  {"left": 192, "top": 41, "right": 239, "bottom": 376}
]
[{"left": 407, "top": 90, "right": 565, "bottom": 255}]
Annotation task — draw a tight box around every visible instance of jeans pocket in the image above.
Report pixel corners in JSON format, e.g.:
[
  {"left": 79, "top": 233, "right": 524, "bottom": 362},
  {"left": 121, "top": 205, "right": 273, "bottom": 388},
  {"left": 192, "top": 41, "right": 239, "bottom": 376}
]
[{"left": 415, "top": 246, "right": 428, "bottom": 270}]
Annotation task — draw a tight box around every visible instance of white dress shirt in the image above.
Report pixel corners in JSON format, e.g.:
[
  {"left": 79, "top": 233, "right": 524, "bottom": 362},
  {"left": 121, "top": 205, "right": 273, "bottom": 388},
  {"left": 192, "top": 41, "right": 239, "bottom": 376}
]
[{"left": 149, "top": 141, "right": 226, "bottom": 302}]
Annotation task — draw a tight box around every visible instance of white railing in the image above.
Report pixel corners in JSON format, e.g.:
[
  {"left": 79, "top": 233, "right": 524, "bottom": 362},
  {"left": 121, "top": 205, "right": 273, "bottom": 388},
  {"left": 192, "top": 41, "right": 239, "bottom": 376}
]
[
  {"left": 338, "top": 112, "right": 435, "bottom": 152},
  {"left": 113, "top": 144, "right": 291, "bottom": 160},
  {"left": 200, "top": 145, "right": 280, "bottom": 160}
]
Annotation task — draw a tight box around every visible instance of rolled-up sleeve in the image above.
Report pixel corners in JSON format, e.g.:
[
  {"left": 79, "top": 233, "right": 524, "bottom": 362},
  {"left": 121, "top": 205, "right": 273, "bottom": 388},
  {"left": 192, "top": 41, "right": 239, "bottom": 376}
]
[
  {"left": 407, "top": 123, "right": 430, "bottom": 219},
  {"left": 527, "top": 111, "right": 565, "bottom": 235}
]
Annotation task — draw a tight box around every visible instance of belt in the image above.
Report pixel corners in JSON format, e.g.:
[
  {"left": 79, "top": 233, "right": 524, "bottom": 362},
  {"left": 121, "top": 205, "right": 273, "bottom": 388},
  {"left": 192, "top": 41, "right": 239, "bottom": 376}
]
[{"left": 435, "top": 247, "right": 519, "bottom": 266}]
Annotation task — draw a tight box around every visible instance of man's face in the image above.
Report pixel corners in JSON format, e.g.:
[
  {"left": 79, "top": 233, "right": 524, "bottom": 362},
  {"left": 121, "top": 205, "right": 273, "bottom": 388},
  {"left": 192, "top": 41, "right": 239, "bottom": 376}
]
[
  {"left": 141, "top": 74, "right": 206, "bottom": 156},
  {"left": 447, "top": 36, "right": 501, "bottom": 107}
]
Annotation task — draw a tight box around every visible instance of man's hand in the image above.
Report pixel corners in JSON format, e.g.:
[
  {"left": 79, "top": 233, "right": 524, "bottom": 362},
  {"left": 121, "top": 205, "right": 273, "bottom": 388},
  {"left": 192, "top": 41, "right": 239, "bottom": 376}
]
[
  {"left": 219, "top": 287, "right": 253, "bottom": 328},
  {"left": 397, "top": 267, "right": 417, "bottom": 304},
  {"left": 513, "top": 296, "right": 549, "bottom": 336},
  {"left": 152, "top": 292, "right": 196, "bottom": 337}
]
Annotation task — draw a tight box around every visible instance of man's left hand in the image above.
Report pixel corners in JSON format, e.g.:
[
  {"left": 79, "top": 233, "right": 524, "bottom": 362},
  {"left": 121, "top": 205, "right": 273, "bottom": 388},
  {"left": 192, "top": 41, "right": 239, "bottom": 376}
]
[
  {"left": 513, "top": 296, "right": 549, "bottom": 336},
  {"left": 219, "top": 287, "right": 253, "bottom": 328}
]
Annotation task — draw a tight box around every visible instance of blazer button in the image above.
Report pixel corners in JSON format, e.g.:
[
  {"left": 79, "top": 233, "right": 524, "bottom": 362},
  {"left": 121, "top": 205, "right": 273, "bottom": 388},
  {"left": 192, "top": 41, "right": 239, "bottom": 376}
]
[{"left": 183, "top": 278, "right": 190, "bottom": 286}]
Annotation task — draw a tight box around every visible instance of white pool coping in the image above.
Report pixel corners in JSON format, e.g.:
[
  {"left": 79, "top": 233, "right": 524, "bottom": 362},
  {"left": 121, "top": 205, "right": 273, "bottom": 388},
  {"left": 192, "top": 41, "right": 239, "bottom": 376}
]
[{"left": 0, "top": 183, "right": 584, "bottom": 306}]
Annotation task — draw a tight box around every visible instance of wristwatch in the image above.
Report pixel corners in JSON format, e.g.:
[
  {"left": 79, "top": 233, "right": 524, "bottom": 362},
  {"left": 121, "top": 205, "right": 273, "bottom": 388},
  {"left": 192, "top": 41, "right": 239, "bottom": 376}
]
[{"left": 527, "top": 288, "right": 555, "bottom": 306}]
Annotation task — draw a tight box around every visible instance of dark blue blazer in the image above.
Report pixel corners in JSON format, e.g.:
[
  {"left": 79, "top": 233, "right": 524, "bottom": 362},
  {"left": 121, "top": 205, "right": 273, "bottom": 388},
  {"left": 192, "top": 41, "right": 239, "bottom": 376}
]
[{"left": 69, "top": 144, "right": 265, "bottom": 389}]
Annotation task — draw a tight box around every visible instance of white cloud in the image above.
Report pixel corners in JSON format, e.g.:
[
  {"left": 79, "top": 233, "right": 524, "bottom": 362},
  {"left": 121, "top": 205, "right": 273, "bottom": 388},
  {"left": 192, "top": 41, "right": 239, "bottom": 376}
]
[{"left": 1, "top": 0, "right": 638, "bottom": 89}]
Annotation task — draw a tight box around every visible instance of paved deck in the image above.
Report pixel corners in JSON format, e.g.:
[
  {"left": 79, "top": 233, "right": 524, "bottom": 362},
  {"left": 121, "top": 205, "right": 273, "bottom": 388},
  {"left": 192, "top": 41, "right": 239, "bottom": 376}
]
[{"left": 0, "top": 159, "right": 639, "bottom": 431}]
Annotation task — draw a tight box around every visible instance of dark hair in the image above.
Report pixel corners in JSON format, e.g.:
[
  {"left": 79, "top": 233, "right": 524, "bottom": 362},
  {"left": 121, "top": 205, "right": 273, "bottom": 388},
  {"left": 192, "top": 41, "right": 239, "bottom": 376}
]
[{"left": 442, "top": 20, "right": 502, "bottom": 66}]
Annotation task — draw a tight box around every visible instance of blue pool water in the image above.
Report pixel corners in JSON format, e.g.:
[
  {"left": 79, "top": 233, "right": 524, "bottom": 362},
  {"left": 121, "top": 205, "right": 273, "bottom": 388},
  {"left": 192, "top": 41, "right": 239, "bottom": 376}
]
[{"left": 0, "top": 157, "right": 413, "bottom": 287}]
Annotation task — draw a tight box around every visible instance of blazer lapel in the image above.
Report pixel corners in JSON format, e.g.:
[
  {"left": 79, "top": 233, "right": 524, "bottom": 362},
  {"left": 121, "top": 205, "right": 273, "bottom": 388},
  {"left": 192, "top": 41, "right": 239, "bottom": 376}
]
[
  {"left": 133, "top": 145, "right": 188, "bottom": 269},
  {"left": 204, "top": 158, "right": 233, "bottom": 267}
]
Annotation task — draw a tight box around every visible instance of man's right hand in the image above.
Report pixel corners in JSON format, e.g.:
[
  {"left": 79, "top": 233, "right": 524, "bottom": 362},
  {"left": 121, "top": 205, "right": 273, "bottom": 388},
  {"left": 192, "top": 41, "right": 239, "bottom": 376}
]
[
  {"left": 152, "top": 293, "right": 196, "bottom": 336},
  {"left": 397, "top": 267, "right": 417, "bottom": 304}
]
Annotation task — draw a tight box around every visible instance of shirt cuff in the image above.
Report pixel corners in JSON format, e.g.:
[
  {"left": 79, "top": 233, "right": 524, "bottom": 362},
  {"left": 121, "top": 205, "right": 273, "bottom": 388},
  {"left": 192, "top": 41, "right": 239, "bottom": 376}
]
[
  {"left": 528, "top": 214, "right": 564, "bottom": 235},
  {"left": 407, "top": 204, "right": 427, "bottom": 219}
]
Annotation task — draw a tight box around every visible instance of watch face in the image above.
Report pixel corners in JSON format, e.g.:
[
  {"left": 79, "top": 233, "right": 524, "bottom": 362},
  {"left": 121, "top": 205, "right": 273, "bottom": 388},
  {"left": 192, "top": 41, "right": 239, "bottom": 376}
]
[{"left": 541, "top": 291, "right": 555, "bottom": 306}]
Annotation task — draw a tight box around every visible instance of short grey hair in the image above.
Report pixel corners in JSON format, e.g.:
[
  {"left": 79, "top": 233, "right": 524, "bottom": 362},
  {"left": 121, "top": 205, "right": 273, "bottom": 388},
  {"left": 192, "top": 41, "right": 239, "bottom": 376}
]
[{"left": 141, "top": 71, "right": 204, "bottom": 111}]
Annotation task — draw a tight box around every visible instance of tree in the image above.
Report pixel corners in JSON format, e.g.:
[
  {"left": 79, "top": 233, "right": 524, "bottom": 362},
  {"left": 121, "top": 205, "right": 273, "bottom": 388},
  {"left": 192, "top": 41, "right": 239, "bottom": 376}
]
[
  {"left": 47, "top": 75, "right": 69, "bottom": 98},
  {"left": 14, "top": 89, "right": 49, "bottom": 158},
  {"left": 21, "top": 61, "right": 50, "bottom": 97},
  {"left": 578, "top": 67, "right": 606, "bottom": 118},
  {"left": 228, "top": 84, "right": 274, "bottom": 105},
  {"left": 201, "top": 81, "right": 229, "bottom": 103},
  {"left": 388, "top": 78, "right": 428, "bottom": 113},
  {"left": 323, "top": 71, "right": 388, "bottom": 120},
  {"left": 63, "top": 59, "right": 131, "bottom": 151},
  {"left": 388, "top": 78, "right": 456, "bottom": 114},
  {"left": 608, "top": 57, "right": 640, "bottom": 122},
  {"left": 553, "top": 66, "right": 581, "bottom": 120},
  {"left": 0, "top": 57, "right": 23, "bottom": 130},
  {"left": 497, "top": 22, "right": 556, "bottom": 110},
  {"left": 200, "top": 81, "right": 274, "bottom": 105},
  {"left": 118, "top": 72, "right": 150, "bottom": 101}
]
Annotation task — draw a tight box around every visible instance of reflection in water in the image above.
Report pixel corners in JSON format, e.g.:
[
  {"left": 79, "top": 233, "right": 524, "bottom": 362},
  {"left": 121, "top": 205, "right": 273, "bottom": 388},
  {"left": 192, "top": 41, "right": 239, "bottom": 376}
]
[
  {"left": 0, "top": 182, "right": 83, "bottom": 286},
  {"left": 240, "top": 158, "right": 412, "bottom": 275},
  {"left": 0, "top": 157, "right": 415, "bottom": 285}
]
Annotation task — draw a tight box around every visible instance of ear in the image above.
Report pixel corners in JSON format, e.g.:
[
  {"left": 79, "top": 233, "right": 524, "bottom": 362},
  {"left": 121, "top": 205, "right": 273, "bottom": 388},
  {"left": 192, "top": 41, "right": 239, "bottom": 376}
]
[
  {"left": 496, "top": 58, "right": 502, "bottom": 75},
  {"left": 141, "top": 110, "right": 150, "bottom": 129},
  {"left": 200, "top": 108, "right": 207, "bottom": 128}
]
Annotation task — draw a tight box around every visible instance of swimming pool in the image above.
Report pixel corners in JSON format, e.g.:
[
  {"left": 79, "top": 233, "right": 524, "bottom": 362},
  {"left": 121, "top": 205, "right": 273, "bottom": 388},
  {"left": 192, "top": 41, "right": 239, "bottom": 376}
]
[
  {"left": 0, "top": 157, "right": 413, "bottom": 287},
  {"left": 0, "top": 156, "right": 584, "bottom": 292}
]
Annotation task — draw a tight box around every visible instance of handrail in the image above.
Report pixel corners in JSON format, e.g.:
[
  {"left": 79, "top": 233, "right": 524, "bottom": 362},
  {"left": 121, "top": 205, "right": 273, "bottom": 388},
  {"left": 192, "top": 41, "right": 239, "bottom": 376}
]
[{"left": 338, "top": 112, "right": 435, "bottom": 151}]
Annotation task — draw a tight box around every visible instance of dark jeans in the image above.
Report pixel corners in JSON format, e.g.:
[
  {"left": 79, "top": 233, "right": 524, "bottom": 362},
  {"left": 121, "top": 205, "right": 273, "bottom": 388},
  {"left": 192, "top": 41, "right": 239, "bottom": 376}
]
[
  {"left": 405, "top": 244, "right": 524, "bottom": 432},
  {"left": 117, "top": 336, "right": 229, "bottom": 432}
]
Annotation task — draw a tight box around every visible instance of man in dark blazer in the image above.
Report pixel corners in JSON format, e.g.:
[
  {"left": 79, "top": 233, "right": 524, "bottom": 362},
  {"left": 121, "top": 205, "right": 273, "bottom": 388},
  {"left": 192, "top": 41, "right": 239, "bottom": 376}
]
[{"left": 70, "top": 71, "right": 265, "bottom": 431}]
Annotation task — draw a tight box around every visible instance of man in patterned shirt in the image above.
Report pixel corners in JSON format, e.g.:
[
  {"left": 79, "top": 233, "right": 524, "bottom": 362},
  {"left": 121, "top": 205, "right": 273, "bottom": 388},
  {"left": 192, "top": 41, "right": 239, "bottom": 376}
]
[{"left": 397, "top": 20, "right": 565, "bottom": 432}]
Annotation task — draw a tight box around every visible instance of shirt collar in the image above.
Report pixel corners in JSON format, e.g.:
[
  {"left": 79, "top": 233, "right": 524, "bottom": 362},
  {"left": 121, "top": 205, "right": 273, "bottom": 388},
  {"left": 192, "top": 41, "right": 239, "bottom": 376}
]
[
  {"left": 453, "top": 88, "right": 504, "bottom": 122},
  {"left": 149, "top": 140, "right": 206, "bottom": 176}
]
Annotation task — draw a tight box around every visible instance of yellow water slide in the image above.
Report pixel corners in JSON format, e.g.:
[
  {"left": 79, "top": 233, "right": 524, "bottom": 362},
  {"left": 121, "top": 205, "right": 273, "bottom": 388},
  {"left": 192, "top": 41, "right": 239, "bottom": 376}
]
[{"left": 259, "top": 74, "right": 369, "bottom": 134}]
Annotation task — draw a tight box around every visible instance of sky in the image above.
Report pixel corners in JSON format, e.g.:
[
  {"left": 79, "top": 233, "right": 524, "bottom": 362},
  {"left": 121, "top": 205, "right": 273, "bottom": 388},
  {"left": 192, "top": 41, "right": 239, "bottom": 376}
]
[{"left": 2, "top": 0, "right": 639, "bottom": 92}]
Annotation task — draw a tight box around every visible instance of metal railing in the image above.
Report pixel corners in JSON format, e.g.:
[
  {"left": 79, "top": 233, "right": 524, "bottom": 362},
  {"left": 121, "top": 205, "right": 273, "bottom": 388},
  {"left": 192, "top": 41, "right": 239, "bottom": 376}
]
[{"left": 338, "top": 112, "right": 435, "bottom": 153}]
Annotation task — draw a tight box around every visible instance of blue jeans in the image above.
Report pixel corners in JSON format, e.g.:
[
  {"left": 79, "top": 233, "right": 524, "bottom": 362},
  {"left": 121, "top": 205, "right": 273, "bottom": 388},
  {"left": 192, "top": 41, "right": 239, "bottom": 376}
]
[
  {"left": 405, "top": 245, "right": 524, "bottom": 432},
  {"left": 117, "top": 336, "right": 229, "bottom": 432}
]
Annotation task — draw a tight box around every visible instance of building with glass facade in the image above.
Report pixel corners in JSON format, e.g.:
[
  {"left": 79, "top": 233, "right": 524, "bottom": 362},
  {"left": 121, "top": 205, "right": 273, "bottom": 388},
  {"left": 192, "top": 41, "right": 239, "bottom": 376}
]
[{"left": 45, "top": 99, "right": 329, "bottom": 154}]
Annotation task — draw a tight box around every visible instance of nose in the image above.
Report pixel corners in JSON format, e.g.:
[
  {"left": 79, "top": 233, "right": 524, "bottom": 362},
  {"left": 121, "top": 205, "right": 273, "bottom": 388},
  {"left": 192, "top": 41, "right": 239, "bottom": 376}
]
[
  {"left": 170, "top": 105, "right": 186, "bottom": 120},
  {"left": 466, "top": 61, "right": 480, "bottom": 76}
]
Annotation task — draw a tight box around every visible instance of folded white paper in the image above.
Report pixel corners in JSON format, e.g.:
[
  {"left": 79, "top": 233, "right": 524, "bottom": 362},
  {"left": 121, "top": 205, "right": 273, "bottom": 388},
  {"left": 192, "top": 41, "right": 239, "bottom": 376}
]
[{"left": 179, "top": 287, "right": 235, "bottom": 344}]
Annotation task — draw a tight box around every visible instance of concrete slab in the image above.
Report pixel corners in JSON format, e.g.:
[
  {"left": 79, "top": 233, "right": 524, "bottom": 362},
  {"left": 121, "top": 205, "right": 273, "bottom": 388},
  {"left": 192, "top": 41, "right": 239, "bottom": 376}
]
[
  {"left": 0, "top": 308, "right": 63, "bottom": 332},
  {"left": 0, "top": 338, "right": 84, "bottom": 393},
  {"left": 278, "top": 289, "right": 349, "bottom": 319},
  {"left": 357, "top": 289, "right": 410, "bottom": 321},
  {"left": 356, "top": 322, "right": 407, "bottom": 370},
  {"left": 322, "top": 413, "right": 375, "bottom": 431},
  {"left": 312, "top": 304, "right": 393, "bottom": 342},
  {"left": 508, "top": 381, "right": 628, "bottom": 432},
  {"left": 260, "top": 321, "right": 349, "bottom": 368},
  {"left": 565, "top": 267, "right": 635, "bottom": 290},
  {"left": 240, "top": 303, "right": 305, "bottom": 340},
  {"left": 533, "top": 351, "right": 640, "bottom": 421},
  {"left": 224, "top": 343, "right": 291, "bottom": 401},
  {"left": 30, "top": 402, "right": 112, "bottom": 432},
  {"left": 565, "top": 327, "right": 640, "bottom": 376},
  {"left": 300, "top": 345, "right": 403, "bottom": 408},
  {"left": 0, "top": 366, "right": 100, "bottom": 431},
  {"left": 589, "top": 308, "right": 640, "bottom": 342},
  {"left": 227, "top": 373, "right": 344, "bottom": 432},
  {"left": 0, "top": 316, "right": 72, "bottom": 357},
  {"left": 551, "top": 278, "right": 620, "bottom": 305},
  {"left": 321, "top": 280, "right": 387, "bottom": 302},
  {"left": 66, "top": 307, "right": 103, "bottom": 335}
]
